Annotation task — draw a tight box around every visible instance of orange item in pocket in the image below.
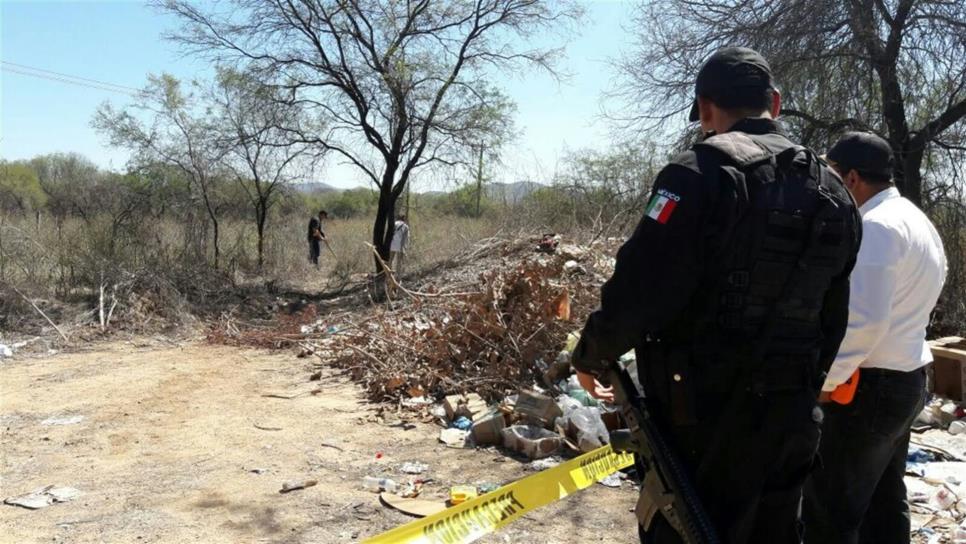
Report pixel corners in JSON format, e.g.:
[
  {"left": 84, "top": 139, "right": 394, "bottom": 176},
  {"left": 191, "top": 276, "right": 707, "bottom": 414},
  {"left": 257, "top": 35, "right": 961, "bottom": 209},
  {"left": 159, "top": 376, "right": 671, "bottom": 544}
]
[{"left": 830, "top": 369, "right": 860, "bottom": 405}]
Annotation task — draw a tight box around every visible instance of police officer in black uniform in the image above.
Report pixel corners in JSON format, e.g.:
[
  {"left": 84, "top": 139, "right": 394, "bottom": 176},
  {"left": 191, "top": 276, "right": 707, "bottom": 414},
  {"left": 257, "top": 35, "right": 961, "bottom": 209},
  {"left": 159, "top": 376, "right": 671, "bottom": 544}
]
[{"left": 572, "top": 48, "right": 861, "bottom": 543}]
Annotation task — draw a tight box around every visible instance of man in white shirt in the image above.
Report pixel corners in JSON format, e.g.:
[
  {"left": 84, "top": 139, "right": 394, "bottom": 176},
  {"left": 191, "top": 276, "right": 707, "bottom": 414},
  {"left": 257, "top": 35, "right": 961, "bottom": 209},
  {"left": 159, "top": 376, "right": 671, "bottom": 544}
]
[
  {"left": 804, "top": 132, "right": 947, "bottom": 544},
  {"left": 389, "top": 214, "right": 410, "bottom": 278}
]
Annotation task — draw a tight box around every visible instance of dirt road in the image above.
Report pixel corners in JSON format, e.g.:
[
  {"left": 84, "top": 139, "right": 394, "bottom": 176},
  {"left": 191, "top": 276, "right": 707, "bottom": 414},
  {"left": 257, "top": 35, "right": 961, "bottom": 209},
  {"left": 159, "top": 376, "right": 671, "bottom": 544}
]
[{"left": 0, "top": 342, "right": 637, "bottom": 543}]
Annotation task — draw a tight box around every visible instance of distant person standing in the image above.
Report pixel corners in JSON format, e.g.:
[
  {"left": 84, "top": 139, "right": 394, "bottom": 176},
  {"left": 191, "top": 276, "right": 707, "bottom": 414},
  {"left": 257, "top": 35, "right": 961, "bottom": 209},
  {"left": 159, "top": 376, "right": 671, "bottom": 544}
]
[
  {"left": 389, "top": 214, "right": 410, "bottom": 278},
  {"left": 804, "top": 132, "right": 947, "bottom": 544},
  {"left": 307, "top": 210, "right": 328, "bottom": 269}
]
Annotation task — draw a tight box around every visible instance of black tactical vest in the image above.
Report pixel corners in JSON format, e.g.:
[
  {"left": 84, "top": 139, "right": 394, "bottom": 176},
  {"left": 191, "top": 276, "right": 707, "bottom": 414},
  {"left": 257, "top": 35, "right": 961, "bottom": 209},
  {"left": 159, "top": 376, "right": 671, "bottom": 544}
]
[{"left": 685, "top": 131, "right": 857, "bottom": 364}]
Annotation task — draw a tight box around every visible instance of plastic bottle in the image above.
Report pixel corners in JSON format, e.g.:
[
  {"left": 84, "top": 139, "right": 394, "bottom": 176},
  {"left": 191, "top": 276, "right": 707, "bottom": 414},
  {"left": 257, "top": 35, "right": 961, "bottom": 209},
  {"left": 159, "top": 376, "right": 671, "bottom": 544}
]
[{"left": 362, "top": 476, "right": 398, "bottom": 493}]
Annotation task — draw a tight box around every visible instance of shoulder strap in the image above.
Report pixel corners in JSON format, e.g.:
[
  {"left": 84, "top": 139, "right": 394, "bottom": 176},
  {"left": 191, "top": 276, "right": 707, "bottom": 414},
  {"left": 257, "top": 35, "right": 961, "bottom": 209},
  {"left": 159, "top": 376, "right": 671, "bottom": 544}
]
[{"left": 695, "top": 132, "right": 773, "bottom": 167}]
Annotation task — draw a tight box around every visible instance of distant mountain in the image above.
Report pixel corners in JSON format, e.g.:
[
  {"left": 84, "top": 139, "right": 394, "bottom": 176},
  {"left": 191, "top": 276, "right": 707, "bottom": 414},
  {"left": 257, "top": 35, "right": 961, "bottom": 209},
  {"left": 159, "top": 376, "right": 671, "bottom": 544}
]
[
  {"left": 484, "top": 181, "right": 543, "bottom": 204},
  {"left": 293, "top": 182, "right": 339, "bottom": 194}
]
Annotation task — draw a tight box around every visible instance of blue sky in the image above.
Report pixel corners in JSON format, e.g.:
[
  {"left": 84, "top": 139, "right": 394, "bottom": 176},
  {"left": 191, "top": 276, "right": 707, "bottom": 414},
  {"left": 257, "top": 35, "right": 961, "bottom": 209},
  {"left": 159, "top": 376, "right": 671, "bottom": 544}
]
[{"left": 1, "top": 0, "right": 636, "bottom": 189}]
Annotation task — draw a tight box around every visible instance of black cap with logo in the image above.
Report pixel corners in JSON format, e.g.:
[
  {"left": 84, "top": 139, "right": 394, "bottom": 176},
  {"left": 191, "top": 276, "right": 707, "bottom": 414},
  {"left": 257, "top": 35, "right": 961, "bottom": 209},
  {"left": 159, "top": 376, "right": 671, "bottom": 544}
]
[
  {"left": 826, "top": 132, "right": 894, "bottom": 179},
  {"left": 689, "top": 47, "right": 775, "bottom": 122}
]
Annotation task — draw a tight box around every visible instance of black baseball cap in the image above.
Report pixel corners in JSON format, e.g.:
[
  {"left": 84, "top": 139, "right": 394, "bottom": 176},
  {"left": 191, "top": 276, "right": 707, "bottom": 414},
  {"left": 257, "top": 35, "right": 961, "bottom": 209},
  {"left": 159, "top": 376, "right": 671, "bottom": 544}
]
[
  {"left": 689, "top": 47, "right": 774, "bottom": 122},
  {"left": 826, "top": 132, "right": 894, "bottom": 179}
]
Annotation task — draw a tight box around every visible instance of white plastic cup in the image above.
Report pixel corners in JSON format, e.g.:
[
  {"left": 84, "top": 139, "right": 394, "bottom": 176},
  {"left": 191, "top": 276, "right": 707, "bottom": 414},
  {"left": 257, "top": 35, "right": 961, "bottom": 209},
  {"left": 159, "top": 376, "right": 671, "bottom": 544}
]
[{"left": 949, "top": 420, "right": 966, "bottom": 435}]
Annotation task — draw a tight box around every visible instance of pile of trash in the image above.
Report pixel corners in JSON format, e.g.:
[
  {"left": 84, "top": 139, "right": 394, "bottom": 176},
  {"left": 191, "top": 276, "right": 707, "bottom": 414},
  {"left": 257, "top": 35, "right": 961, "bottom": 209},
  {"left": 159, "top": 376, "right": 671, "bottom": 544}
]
[
  {"left": 907, "top": 440, "right": 966, "bottom": 543},
  {"left": 908, "top": 362, "right": 966, "bottom": 543},
  {"left": 401, "top": 333, "right": 633, "bottom": 465},
  {"left": 357, "top": 350, "right": 631, "bottom": 516},
  {"left": 917, "top": 398, "right": 966, "bottom": 435},
  {"left": 429, "top": 380, "right": 620, "bottom": 459}
]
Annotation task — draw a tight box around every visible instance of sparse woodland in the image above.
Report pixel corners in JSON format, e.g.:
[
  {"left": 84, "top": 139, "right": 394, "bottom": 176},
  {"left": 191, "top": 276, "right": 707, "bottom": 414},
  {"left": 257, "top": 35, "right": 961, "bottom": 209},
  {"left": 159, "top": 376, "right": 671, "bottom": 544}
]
[{"left": 1, "top": 0, "right": 964, "bottom": 341}]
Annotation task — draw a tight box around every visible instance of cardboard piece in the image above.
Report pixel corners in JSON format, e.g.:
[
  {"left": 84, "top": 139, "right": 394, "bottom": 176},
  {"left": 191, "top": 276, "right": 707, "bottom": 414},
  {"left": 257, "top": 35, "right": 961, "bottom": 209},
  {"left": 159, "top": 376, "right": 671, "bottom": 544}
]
[
  {"left": 470, "top": 412, "right": 506, "bottom": 445},
  {"left": 379, "top": 492, "right": 448, "bottom": 517},
  {"left": 463, "top": 393, "right": 488, "bottom": 421},
  {"left": 514, "top": 390, "right": 562, "bottom": 425},
  {"left": 929, "top": 337, "right": 966, "bottom": 402}
]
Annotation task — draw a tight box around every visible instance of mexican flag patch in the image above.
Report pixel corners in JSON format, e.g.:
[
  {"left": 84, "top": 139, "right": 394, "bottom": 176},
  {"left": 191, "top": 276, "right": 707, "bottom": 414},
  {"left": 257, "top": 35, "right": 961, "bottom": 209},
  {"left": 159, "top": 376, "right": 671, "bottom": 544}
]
[{"left": 645, "top": 189, "right": 680, "bottom": 224}]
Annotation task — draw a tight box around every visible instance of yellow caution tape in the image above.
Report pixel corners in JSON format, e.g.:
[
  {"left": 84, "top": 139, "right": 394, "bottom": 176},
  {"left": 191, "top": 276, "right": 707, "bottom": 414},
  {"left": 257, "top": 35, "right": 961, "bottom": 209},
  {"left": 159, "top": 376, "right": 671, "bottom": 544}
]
[{"left": 363, "top": 445, "right": 635, "bottom": 544}]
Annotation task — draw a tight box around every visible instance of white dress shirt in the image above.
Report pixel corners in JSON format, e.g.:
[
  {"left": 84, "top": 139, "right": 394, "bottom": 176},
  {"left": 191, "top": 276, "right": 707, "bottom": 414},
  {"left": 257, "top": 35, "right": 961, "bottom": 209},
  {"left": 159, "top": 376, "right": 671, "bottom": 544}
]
[{"left": 822, "top": 187, "right": 947, "bottom": 392}]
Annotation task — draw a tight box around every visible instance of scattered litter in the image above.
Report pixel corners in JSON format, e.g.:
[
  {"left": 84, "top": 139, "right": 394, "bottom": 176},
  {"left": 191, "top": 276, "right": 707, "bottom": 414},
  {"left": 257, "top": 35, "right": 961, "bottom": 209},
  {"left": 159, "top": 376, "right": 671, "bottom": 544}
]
[
  {"left": 910, "top": 445, "right": 938, "bottom": 464},
  {"left": 559, "top": 406, "right": 610, "bottom": 452},
  {"left": 502, "top": 425, "right": 562, "bottom": 459},
  {"left": 450, "top": 416, "right": 472, "bottom": 430},
  {"left": 471, "top": 412, "right": 506, "bottom": 446},
  {"left": 439, "top": 428, "right": 470, "bottom": 448},
  {"left": 449, "top": 485, "right": 478, "bottom": 505},
  {"left": 429, "top": 403, "right": 447, "bottom": 419},
  {"left": 477, "top": 482, "right": 500, "bottom": 494},
  {"left": 40, "top": 415, "right": 84, "bottom": 426},
  {"left": 398, "top": 480, "right": 425, "bottom": 498},
  {"left": 563, "top": 260, "right": 587, "bottom": 275},
  {"left": 951, "top": 421, "right": 966, "bottom": 435},
  {"left": 598, "top": 473, "right": 622, "bottom": 488},
  {"left": 253, "top": 423, "right": 283, "bottom": 431},
  {"left": 362, "top": 477, "right": 398, "bottom": 494},
  {"left": 526, "top": 456, "right": 562, "bottom": 471},
  {"left": 279, "top": 480, "right": 318, "bottom": 493},
  {"left": 399, "top": 462, "right": 428, "bottom": 475},
  {"left": 380, "top": 492, "right": 447, "bottom": 517},
  {"left": 248, "top": 467, "right": 268, "bottom": 474},
  {"left": 0, "top": 344, "right": 12, "bottom": 358},
  {"left": 4, "top": 485, "right": 82, "bottom": 509},
  {"left": 515, "top": 390, "right": 563, "bottom": 425},
  {"left": 401, "top": 396, "right": 432, "bottom": 408}
]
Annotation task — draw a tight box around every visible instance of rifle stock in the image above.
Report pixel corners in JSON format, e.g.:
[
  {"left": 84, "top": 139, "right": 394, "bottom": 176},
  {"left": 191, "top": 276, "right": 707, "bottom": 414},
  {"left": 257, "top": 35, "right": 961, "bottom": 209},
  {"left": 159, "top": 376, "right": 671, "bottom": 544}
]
[{"left": 603, "top": 364, "right": 720, "bottom": 544}]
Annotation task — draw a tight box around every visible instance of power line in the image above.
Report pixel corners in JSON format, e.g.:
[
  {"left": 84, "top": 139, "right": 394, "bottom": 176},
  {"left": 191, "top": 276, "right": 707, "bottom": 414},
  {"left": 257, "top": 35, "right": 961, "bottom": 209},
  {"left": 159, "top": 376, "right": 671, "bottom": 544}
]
[
  {"left": 1, "top": 61, "right": 141, "bottom": 96},
  {"left": 2, "top": 61, "right": 142, "bottom": 92}
]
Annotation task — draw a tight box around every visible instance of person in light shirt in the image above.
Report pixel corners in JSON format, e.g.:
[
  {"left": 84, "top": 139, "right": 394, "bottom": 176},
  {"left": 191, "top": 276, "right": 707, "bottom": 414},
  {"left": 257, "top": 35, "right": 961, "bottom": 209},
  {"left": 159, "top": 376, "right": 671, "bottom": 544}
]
[
  {"left": 804, "top": 132, "right": 947, "bottom": 544},
  {"left": 389, "top": 214, "right": 410, "bottom": 277}
]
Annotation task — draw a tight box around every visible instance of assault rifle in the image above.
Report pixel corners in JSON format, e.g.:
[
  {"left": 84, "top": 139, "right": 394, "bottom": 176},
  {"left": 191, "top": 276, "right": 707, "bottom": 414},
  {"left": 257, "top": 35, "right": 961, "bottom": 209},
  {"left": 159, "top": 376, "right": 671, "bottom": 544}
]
[{"left": 604, "top": 363, "right": 720, "bottom": 544}]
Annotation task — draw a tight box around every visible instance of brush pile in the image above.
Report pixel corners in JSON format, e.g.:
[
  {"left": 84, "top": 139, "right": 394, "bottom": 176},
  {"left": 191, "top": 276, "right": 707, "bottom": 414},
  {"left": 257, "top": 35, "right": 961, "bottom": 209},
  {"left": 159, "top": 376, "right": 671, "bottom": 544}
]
[{"left": 319, "top": 243, "right": 615, "bottom": 401}]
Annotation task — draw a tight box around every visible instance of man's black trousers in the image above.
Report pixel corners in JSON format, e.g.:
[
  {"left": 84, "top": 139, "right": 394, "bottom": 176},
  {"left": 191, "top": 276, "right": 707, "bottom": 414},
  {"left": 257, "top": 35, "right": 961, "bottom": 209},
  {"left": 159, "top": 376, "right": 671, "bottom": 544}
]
[
  {"left": 803, "top": 367, "right": 927, "bottom": 544},
  {"left": 309, "top": 240, "right": 321, "bottom": 266}
]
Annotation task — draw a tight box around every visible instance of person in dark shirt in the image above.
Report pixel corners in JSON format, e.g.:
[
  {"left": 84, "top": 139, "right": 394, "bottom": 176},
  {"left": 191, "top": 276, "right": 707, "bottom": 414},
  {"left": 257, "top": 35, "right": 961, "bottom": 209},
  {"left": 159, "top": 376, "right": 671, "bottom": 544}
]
[
  {"left": 571, "top": 47, "right": 861, "bottom": 543},
  {"left": 307, "top": 210, "right": 328, "bottom": 269}
]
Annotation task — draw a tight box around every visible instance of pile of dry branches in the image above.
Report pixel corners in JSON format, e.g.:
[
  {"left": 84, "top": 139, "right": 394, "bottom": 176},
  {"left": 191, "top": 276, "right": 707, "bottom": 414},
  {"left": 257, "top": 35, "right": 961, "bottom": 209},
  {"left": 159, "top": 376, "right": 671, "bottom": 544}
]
[
  {"left": 314, "top": 246, "right": 611, "bottom": 402},
  {"left": 210, "top": 236, "right": 621, "bottom": 402}
]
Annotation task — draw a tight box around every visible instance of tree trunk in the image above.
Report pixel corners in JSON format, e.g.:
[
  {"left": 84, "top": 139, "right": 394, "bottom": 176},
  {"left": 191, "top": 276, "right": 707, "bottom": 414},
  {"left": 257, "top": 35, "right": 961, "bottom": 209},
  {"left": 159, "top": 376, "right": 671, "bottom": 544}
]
[
  {"left": 256, "top": 203, "right": 267, "bottom": 269},
  {"left": 200, "top": 193, "right": 220, "bottom": 269},
  {"left": 211, "top": 216, "right": 220, "bottom": 269},
  {"left": 372, "top": 187, "right": 397, "bottom": 270},
  {"left": 895, "top": 141, "right": 924, "bottom": 207},
  {"left": 475, "top": 142, "right": 484, "bottom": 217}
]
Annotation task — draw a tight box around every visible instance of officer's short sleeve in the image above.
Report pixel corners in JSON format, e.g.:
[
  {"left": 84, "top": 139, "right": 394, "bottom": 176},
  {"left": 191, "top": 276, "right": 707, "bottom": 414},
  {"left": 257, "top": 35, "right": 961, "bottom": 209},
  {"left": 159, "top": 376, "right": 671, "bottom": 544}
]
[{"left": 573, "top": 159, "right": 713, "bottom": 373}]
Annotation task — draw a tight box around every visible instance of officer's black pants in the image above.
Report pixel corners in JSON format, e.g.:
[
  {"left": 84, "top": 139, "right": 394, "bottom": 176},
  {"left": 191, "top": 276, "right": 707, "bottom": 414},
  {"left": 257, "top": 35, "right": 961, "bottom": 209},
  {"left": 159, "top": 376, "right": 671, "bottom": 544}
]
[
  {"left": 802, "top": 367, "right": 927, "bottom": 544},
  {"left": 637, "top": 389, "right": 821, "bottom": 544}
]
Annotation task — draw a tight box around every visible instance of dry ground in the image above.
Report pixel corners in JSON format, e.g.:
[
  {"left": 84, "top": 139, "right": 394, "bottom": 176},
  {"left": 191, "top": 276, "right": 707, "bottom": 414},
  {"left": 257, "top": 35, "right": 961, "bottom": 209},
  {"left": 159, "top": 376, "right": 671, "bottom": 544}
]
[{"left": 0, "top": 341, "right": 637, "bottom": 544}]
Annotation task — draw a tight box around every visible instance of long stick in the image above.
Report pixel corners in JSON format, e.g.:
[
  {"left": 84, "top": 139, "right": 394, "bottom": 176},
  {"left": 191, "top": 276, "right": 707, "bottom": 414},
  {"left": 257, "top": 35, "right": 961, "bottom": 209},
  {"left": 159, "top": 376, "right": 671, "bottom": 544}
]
[
  {"left": 10, "top": 285, "right": 69, "bottom": 342},
  {"left": 322, "top": 237, "right": 338, "bottom": 258}
]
